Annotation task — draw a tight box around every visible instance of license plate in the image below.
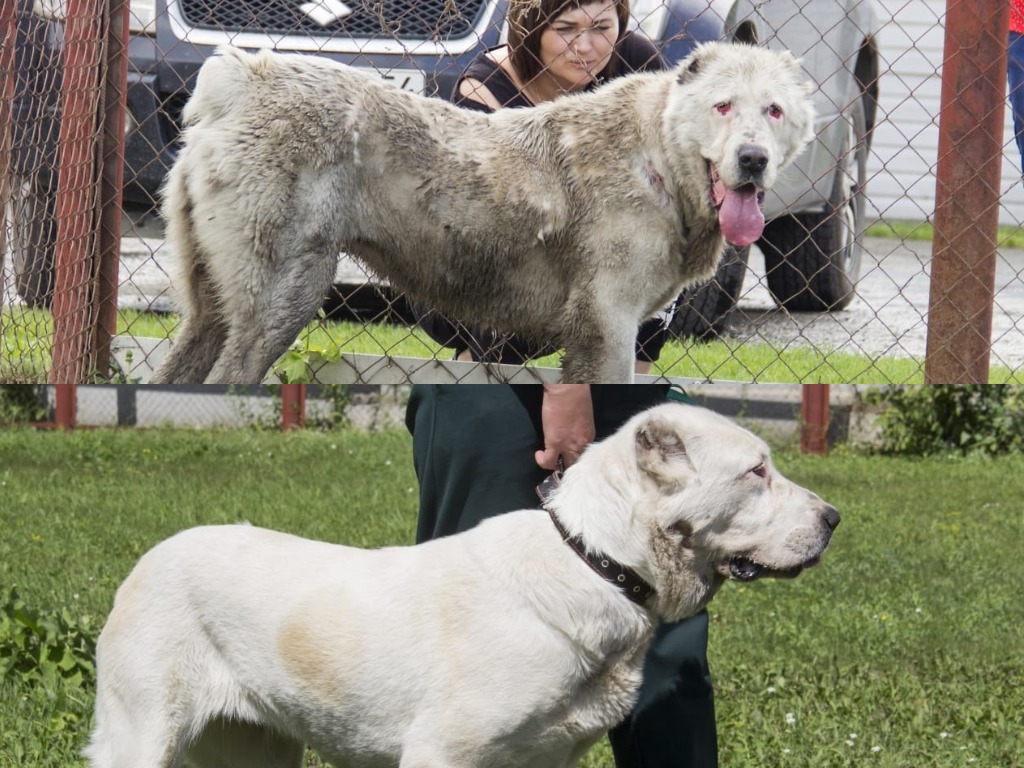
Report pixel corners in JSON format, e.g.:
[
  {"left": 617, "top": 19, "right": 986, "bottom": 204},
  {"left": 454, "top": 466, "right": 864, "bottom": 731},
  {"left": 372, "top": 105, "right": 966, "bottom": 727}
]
[{"left": 357, "top": 67, "right": 426, "bottom": 94}]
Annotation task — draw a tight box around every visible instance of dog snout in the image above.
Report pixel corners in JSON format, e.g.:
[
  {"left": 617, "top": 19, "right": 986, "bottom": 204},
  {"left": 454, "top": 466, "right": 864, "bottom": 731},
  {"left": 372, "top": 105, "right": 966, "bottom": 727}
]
[
  {"left": 738, "top": 144, "right": 769, "bottom": 176},
  {"left": 821, "top": 505, "right": 840, "bottom": 532}
]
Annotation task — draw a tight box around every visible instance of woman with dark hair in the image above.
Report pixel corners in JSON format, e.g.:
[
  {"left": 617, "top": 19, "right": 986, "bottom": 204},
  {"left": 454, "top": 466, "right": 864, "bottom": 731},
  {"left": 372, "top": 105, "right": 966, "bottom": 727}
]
[
  {"left": 418, "top": 0, "right": 676, "bottom": 374},
  {"left": 410, "top": 24, "right": 718, "bottom": 764}
]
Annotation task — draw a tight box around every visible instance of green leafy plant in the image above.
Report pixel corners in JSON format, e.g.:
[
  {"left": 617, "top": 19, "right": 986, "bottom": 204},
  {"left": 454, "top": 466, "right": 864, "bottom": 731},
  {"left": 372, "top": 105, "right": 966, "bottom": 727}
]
[
  {"left": 0, "top": 385, "right": 48, "bottom": 423},
  {"left": 868, "top": 385, "right": 1024, "bottom": 455},
  {"left": 0, "top": 584, "right": 97, "bottom": 691}
]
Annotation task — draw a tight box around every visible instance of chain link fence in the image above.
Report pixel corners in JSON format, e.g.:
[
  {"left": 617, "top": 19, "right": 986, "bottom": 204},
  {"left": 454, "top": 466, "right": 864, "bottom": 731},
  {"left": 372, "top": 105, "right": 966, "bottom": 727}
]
[{"left": 3, "top": 0, "right": 1022, "bottom": 384}]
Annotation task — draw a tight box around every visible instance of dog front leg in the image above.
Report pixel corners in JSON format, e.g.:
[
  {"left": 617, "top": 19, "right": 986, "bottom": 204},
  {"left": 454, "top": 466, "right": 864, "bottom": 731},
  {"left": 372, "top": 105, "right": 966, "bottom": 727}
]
[{"left": 560, "top": 316, "right": 636, "bottom": 384}]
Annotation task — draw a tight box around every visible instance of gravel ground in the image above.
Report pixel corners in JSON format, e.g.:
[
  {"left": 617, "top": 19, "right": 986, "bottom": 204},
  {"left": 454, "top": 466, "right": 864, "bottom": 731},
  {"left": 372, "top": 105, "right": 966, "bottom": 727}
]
[{"left": 728, "top": 237, "right": 1024, "bottom": 370}]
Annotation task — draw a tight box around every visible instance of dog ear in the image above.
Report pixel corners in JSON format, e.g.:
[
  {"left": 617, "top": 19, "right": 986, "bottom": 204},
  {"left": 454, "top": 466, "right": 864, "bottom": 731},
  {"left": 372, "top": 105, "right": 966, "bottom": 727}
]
[
  {"left": 677, "top": 43, "right": 713, "bottom": 84},
  {"left": 635, "top": 413, "right": 696, "bottom": 482},
  {"left": 676, "top": 42, "right": 725, "bottom": 85}
]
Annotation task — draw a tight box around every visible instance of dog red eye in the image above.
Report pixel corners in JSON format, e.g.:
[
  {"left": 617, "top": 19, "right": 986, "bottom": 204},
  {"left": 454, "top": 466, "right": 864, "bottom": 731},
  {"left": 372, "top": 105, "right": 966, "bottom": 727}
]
[
  {"left": 715, "top": 102, "right": 732, "bottom": 115},
  {"left": 767, "top": 103, "right": 783, "bottom": 120}
]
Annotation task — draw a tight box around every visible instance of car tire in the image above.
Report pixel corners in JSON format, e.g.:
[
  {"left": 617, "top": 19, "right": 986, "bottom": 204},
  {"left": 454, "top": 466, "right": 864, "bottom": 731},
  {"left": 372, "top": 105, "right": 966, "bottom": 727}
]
[
  {"left": 759, "top": 95, "right": 869, "bottom": 312},
  {"left": 10, "top": 171, "right": 57, "bottom": 309},
  {"left": 670, "top": 244, "right": 749, "bottom": 340}
]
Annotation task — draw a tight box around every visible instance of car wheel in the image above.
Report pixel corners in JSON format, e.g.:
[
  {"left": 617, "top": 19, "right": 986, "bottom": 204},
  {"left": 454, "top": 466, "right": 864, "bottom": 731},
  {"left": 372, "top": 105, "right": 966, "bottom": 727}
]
[
  {"left": 670, "top": 244, "right": 749, "bottom": 340},
  {"left": 10, "top": 171, "right": 57, "bottom": 309},
  {"left": 760, "top": 95, "right": 868, "bottom": 312}
]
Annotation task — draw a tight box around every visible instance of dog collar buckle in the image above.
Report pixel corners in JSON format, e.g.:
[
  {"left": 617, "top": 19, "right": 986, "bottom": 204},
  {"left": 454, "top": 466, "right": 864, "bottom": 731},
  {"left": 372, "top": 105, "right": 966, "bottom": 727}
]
[{"left": 536, "top": 471, "right": 655, "bottom": 607}]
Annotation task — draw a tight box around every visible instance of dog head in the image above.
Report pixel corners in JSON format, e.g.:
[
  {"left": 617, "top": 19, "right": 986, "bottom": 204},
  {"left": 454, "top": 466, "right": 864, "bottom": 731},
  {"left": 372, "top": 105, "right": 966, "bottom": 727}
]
[
  {"left": 560, "top": 403, "right": 837, "bottom": 622},
  {"left": 634, "top": 404, "right": 837, "bottom": 620},
  {"left": 666, "top": 42, "right": 815, "bottom": 247}
]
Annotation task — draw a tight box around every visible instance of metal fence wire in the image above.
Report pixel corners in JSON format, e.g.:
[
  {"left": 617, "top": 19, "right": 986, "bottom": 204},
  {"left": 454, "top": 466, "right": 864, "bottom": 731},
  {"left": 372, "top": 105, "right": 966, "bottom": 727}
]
[{"left": 2, "top": 0, "right": 1022, "bottom": 384}]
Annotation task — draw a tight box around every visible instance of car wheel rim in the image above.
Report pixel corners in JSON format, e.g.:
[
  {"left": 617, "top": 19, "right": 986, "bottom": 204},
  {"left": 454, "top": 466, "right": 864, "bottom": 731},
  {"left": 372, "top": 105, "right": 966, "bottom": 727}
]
[{"left": 837, "top": 106, "right": 865, "bottom": 277}]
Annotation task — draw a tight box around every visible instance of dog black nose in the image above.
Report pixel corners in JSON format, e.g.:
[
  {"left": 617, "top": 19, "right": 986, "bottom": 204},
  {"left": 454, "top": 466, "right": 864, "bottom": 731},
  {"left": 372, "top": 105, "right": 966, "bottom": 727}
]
[
  {"left": 738, "top": 145, "right": 768, "bottom": 173},
  {"left": 822, "top": 505, "right": 841, "bottom": 531}
]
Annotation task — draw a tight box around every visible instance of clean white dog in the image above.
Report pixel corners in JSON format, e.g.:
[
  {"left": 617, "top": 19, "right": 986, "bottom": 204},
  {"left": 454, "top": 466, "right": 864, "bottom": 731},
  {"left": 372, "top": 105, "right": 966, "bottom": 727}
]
[{"left": 85, "top": 404, "right": 839, "bottom": 768}]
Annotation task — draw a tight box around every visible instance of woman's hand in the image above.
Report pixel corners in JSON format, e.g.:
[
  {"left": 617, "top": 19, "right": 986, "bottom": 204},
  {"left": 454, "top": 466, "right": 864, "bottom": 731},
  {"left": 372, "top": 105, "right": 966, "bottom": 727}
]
[{"left": 535, "top": 385, "right": 595, "bottom": 470}]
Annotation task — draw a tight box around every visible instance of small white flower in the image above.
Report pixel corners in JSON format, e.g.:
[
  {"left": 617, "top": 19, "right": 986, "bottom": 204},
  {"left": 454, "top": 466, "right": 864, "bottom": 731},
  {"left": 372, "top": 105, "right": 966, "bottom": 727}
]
[
  {"left": 785, "top": 713, "right": 796, "bottom": 725},
  {"left": 940, "top": 732, "right": 949, "bottom": 739},
  {"left": 782, "top": 748, "right": 791, "bottom": 755},
  {"left": 766, "top": 686, "right": 776, "bottom": 694},
  {"left": 385, "top": 459, "right": 392, "bottom": 466},
  {"left": 850, "top": 733, "right": 858, "bottom": 740},
  {"left": 845, "top": 740, "right": 855, "bottom": 747},
  {"left": 871, "top": 746, "right": 882, "bottom": 753}
]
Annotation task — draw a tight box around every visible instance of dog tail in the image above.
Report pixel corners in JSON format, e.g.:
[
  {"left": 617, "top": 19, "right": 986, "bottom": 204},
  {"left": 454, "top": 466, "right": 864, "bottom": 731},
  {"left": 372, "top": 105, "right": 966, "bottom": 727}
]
[
  {"left": 182, "top": 45, "right": 260, "bottom": 127},
  {"left": 148, "top": 147, "right": 226, "bottom": 384}
]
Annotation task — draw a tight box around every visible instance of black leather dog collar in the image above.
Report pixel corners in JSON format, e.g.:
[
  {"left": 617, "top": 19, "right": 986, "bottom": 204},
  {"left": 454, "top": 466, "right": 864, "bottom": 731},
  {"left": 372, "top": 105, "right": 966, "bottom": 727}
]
[{"left": 536, "top": 471, "right": 655, "bottom": 607}]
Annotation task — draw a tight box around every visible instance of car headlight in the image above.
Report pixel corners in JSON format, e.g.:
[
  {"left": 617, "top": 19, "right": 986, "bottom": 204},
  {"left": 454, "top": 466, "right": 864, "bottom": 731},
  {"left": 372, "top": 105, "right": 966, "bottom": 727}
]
[
  {"left": 630, "top": 0, "right": 669, "bottom": 40},
  {"left": 128, "top": 0, "right": 157, "bottom": 35}
]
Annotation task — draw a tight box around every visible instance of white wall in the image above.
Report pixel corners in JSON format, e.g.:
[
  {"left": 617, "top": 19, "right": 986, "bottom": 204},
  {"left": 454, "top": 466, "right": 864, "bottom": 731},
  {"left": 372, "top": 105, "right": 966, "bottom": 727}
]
[{"left": 870, "top": 0, "right": 1024, "bottom": 227}]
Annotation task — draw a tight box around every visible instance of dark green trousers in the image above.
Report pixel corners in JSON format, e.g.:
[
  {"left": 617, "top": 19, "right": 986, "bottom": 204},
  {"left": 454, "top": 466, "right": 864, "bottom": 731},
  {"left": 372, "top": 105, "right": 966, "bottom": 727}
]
[{"left": 406, "top": 385, "right": 718, "bottom": 768}]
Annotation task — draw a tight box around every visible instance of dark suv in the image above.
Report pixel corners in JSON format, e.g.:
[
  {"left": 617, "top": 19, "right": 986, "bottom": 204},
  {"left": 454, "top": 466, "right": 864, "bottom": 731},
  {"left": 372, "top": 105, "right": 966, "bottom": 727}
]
[{"left": 7, "top": 0, "right": 877, "bottom": 333}]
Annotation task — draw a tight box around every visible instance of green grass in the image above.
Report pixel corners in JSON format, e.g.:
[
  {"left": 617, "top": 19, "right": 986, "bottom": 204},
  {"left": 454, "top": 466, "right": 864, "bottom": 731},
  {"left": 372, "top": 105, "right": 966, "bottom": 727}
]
[
  {"left": 5, "top": 290, "right": 1022, "bottom": 383},
  {"left": 287, "top": 319, "right": 941, "bottom": 384},
  {"left": 1, "top": 425, "right": 1022, "bottom": 767},
  {"left": 867, "top": 219, "right": 1024, "bottom": 249}
]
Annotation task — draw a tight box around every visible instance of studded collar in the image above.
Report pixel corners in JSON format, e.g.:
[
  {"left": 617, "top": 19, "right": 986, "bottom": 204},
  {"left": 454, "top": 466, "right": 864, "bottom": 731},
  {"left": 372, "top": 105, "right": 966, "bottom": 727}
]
[{"left": 536, "top": 471, "right": 655, "bottom": 607}]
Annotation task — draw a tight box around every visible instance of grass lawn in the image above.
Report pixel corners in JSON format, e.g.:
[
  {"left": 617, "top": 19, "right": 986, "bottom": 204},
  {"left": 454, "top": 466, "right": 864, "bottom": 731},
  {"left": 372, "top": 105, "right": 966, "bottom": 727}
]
[
  {"left": 1, "top": 425, "right": 1021, "bottom": 767},
  {"left": 5, "top": 306, "right": 1020, "bottom": 384}
]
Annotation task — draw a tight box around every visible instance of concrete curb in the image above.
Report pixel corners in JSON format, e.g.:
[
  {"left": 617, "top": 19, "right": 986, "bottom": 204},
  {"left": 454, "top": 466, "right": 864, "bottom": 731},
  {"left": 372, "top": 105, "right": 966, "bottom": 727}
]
[{"left": 60, "top": 384, "right": 881, "bottom": 447}]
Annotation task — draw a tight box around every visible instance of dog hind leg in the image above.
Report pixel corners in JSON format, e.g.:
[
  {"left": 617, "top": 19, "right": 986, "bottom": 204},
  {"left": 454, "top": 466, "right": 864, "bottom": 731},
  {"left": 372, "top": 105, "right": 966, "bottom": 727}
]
[
  {"left": 148, "top": 262, "right": 228, "bottom": 384},
  {"left": 203, "top": 244, "right": 337, "bottom": 383}
]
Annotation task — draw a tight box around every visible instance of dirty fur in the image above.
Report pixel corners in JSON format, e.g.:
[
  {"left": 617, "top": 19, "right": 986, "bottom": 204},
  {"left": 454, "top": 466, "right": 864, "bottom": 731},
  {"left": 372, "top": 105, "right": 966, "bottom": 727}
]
[
  {"left": 86, "top": 403, "right": 838, "bottom": 768},
  {"left": 149, "top": 42, "right": 814, "bottom": 384}
]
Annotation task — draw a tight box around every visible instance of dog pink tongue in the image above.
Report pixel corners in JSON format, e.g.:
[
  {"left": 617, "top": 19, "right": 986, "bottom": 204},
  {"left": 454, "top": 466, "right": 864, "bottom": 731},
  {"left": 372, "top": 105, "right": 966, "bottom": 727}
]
[{"left": 718, "top": 186, "right": 764, "bottom": 247}]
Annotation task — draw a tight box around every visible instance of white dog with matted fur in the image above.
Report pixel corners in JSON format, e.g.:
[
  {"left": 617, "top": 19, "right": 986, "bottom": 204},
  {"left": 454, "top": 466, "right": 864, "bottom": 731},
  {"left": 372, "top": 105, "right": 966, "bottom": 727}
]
[
  {"left": 85, "top": 404, "right": 838, "bottom": 768},
  {"left": 149, "top": 42, "right": 814, "bottom": 385}
]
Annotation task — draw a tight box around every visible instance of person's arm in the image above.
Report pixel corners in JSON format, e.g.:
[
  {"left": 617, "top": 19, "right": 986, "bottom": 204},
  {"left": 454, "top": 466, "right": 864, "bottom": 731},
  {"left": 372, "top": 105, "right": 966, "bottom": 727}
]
[
  {"left": 455, "top": 78, "right": 504, "bottom": 111},
  {"left": 535, "top": 385, "right": 595, "bottom": 470}
]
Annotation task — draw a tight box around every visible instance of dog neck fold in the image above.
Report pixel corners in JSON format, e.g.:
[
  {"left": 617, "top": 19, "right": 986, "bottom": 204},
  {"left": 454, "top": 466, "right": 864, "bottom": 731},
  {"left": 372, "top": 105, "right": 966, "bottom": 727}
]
[{"left": 536, "top": 472, "right": 655, "bottom": 607}]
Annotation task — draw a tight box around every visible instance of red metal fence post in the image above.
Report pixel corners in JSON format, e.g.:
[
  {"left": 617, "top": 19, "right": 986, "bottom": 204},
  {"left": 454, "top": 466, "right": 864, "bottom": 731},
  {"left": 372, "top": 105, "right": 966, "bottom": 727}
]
[
  {"left": 800, "top": 384, "right": 830, "bottom": 456},
  {"left": 925, "top": 0, "right": 1009, "bottom": 383},
  {"left": 93, "top": 0, "right": 130, "bottom": 374},
  {"left": 281, "top": 385, "right": 306, "bottom": 431},
  {"left": 54, "top": 384, "right": 77, "bottom": 429},
  {"left": 50, "top": 0, "right": 106, "bottom": 383}
]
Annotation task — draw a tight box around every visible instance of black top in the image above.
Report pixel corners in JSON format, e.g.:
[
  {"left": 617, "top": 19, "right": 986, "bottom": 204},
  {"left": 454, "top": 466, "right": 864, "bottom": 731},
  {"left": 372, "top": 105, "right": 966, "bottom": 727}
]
[{"left": 453, "top": 31, "right": 665, "bottom": 112}]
